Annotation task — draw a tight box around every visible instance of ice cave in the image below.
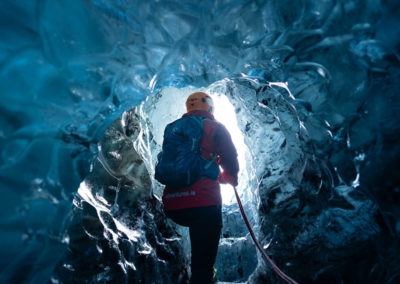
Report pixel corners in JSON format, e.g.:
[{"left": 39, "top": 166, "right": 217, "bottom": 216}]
[{"left": 1, "top": 0, "right": 400, "bottom": 283}]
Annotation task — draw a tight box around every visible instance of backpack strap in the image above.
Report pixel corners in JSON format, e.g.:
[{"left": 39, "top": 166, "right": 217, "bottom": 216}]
[
  {"left": 187, "top": 115, "right": 218, "bottom": 170},
  {"left": 204, "top": 155, "right": 218, "bottom": 169},
  {"left": 186, "top": 116, "right": 204, "bottom": 152},
  {"left": 187, "top": 115, "right": 203, "bottom": 129}
]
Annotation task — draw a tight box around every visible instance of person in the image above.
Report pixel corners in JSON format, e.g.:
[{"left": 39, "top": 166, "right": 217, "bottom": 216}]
[{"left": 160, "top": 92, "right": 239, "bottom": 284}]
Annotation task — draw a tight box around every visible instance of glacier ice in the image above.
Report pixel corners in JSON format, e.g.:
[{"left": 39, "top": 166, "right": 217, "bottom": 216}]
[{"left": 1, "top": 0, "right": 400, "bottom": 283}]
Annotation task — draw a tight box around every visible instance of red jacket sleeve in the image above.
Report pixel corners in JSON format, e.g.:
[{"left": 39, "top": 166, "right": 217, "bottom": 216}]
[{"left": 214, "top": 123, "right": 239, "bottom": 184}]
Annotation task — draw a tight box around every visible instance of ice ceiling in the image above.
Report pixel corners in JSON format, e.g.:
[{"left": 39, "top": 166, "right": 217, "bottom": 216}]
[{"left": 1, "top": 0, "right": 400, "bottom": 283}]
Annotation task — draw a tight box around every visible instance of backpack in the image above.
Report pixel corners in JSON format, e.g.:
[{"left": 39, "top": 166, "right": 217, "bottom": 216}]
[{"left": 155, "top": 116, "right": 220, "bottom": 189}]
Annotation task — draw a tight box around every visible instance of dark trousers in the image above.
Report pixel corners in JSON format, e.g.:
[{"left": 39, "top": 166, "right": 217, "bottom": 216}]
[{"left": 165, "top": 206, "right": 222, "bottom": 284}]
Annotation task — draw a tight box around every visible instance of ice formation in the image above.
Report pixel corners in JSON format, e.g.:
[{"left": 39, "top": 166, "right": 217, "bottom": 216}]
[{"left": 1, "top": 0, "right": 400, "bottom": 283}]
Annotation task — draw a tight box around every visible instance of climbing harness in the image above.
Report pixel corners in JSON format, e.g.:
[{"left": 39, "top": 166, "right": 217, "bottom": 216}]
[{"left": 233, "top": 186, "right": 299, "bottom": 284}]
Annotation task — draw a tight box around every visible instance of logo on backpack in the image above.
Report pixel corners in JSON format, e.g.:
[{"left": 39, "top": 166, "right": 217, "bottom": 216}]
[{"left": 155, "top": 116, "right": 220, "bottom": 189}]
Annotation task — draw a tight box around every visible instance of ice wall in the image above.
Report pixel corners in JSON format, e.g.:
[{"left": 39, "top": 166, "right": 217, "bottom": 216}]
[
  {"left": 1, "top": 0, "right": 400, "bottom": 283},
  {"left": 51, "top": 110, "right": 189, "bottom": 283}
]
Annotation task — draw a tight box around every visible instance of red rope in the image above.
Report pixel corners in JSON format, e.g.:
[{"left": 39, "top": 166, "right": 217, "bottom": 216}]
[{"left": 233, "top": 186, "right": 299, "bottom": 284}]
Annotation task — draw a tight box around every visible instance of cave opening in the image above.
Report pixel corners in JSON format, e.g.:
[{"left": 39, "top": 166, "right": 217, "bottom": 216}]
[
  {"left": 141, "top": 83, "right": 259, "bottom": 282},
  {"left": 211, "top": 91, "right": 248, "bottom": 205}
]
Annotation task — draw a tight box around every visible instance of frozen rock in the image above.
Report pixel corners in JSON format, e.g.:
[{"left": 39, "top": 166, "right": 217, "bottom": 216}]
[{"left": 52, "top": 109, "right": 189, "bottom": 283}]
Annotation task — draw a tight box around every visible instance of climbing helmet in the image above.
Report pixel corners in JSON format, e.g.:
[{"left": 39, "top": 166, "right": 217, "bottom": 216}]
[{"left": 186, "top": 92, "right": 214, "bottom": 114}]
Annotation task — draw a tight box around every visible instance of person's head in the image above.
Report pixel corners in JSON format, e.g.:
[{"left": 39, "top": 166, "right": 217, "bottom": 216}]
[{"left": 186, "top": 92, "right": 214, "bottom": 114}]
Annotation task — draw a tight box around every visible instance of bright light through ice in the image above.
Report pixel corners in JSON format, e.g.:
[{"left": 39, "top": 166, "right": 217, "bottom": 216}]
[{"left": 212, "top": 94, "right": 248, "bottom": 205}]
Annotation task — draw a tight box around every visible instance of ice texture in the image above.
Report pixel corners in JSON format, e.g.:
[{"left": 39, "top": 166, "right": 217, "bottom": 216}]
[
  {"left": 52, "top": 110, "right": 189, "bottom": 283},
  {"left": 1, "top": 0, "right": 400, "bottom": 283}
]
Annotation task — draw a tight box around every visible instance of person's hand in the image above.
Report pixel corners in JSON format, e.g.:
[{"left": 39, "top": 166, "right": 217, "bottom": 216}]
[{"left": 218, "top": 172, "right": 238, "bottom": 186}]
